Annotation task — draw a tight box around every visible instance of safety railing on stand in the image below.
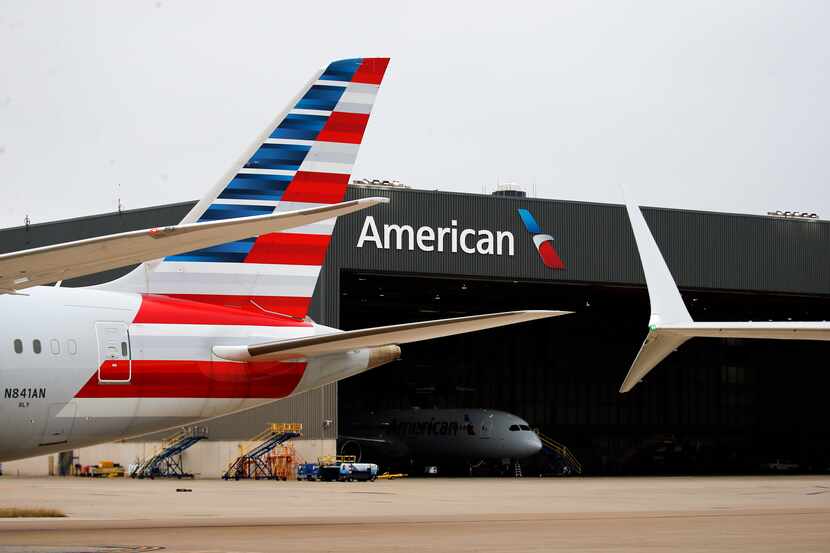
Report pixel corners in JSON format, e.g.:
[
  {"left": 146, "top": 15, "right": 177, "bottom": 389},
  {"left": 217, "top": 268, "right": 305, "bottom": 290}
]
[
  {"left": 132, "top": 426, "right": 208, "bottom": 479},
  {"left": 535, "top": 430, "right": 583, "bottom": 475},
  {"left": 223, "top": 423, "right": 303, "bottom": 480}
]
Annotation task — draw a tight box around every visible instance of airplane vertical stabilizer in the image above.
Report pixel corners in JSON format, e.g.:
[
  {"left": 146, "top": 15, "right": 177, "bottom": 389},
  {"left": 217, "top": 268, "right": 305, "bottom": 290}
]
[{"left": 98, "top": 58, "right": 390, "bottom": 320}]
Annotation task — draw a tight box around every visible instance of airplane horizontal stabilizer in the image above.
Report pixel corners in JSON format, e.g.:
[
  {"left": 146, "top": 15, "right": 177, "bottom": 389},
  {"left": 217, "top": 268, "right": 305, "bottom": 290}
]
[
  {"left": 0, "top": 197, "right": 388, "bottom": 292},
  {"left": 212, "top": 310, "right": 570, "bottom": 362}
]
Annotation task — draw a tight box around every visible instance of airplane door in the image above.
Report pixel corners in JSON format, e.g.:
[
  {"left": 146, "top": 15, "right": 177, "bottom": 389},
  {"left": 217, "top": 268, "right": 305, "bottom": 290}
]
[
  {"left": 480, "top": 415, "right": 493, "bottom": 439},
  {"left": 96, "top": 322, "right": 131, "bottom": 383}
]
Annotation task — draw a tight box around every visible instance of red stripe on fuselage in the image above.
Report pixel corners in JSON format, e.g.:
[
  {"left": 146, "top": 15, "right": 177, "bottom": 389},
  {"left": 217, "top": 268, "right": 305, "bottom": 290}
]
[
  {"left": 134, "top": 294, "right": 311, "bottom": 326},
  {"left": 164, "top": 294, "right": 313, "bottom": 320},
  {"left": 280, "top": 171, "right": 350, "bottom": 204},
  {"left": 99, "top": 360, "right": 130, "bottom": 381},
  {"left": 352, "top": 58, "right": 390, "bottom": 85},
  {"left": 316, "top": 112, "right": 370, "bottom": 144},
  {"left": 76, "top": 359, "right": 306, "bottom": 398}
]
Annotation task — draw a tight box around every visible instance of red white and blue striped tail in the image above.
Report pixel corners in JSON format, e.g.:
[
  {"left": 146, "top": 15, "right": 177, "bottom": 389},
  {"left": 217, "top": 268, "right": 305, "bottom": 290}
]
[{"left": 101, "top": 58, "right": 390, "bottom": 319}]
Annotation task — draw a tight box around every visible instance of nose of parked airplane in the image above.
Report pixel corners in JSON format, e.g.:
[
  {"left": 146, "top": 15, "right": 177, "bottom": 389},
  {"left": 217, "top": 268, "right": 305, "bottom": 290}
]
[
  {"left": 524, "top": 432, "right": 543, "bottom": 457},
  {"left": 507, "top": 426, "right": 543, "bottom": 458}
]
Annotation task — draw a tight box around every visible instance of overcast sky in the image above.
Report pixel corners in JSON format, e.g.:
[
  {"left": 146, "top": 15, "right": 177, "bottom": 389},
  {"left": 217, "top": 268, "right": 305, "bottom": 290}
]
[{"left": 1, "top": 1, "right": 828, "bottom": 229}]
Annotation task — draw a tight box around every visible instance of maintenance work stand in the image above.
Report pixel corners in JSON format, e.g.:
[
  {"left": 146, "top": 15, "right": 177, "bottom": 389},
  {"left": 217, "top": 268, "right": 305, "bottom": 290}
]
[
  {"left": 537, "top": 430, "right": 583, "bottom": 475},
  {"left": 132, "top": 426, "right": 208, "bottom": 479},
  {"left": 223, "top": 423, "right": 303, "bottom": 480}
]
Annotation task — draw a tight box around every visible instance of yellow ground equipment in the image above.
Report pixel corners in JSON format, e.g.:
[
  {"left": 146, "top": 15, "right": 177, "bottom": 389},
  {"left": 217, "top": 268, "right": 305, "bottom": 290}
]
[
  {"left": 317, "top": 455, "right": 356, "bottom": 466},
  {"left": 82, "top": 461, "right": 126, "bottom": 478}
]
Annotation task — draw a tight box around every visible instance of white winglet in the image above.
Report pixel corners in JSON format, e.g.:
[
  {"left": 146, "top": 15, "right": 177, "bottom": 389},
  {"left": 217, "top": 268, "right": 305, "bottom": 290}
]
[
  {"left": 620, "top": 197, "right": 693, "bottom": 392},
  {"left": 619, "top": 329, "right": 691, "bottom": 393},
  {"left": 620, "top": 194, "right": 830, "bottom": 393},
  {"left": 624, "top": 199, "right": 692, "bottom": 327}
]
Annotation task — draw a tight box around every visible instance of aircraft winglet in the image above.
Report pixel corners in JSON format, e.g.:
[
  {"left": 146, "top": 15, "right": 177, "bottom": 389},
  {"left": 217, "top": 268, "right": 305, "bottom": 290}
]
[
  {"left": 619, "top": 328, "right": 691, "bottom": 393},
  {"left": 619, "top": 194, "right": 830, "bottom": 393},
  {"left": 620, "top": 194, "right": 693, "bottom": 393},
  {"left": 623, "top": 198, "right": 692, "bottom": 327}
]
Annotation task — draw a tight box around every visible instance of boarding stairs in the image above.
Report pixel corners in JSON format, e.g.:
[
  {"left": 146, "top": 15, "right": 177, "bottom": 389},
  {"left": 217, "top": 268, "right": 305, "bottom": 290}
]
[
  {"left": 132, "top": 426, "right": 208, "bottom": 479},
  {"left": 222, "top": 423, "right": 302, "bottom": 480},
  {"left": 536, "top": 431, "right": 583, "bottom": 475}
]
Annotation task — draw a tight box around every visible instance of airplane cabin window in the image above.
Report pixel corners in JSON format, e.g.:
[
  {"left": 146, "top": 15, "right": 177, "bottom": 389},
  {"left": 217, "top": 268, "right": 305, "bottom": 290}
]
[
  {"left": 509, "top": 424, "right": 520, "bottom": 431},
  {"left": 67, "top": 339, "right": 78, "bottom": 355},
  {"left": 121, "top": 341, "right": 128, "bottom": 357},
  {"left": 13, "top": 339, "right": 22, "bottom": 354},
  {"left": 32, "top": 339, "right": 42, "bottom": 354},
  {"left": 50, "top": 339, "right": 60, "bottom": 355}
]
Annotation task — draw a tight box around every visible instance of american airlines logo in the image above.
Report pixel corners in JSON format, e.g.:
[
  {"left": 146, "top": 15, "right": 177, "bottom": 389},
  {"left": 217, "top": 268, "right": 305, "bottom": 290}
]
[
  {"left": 518, "top": 209, "right": 565, "bottom": 269},
  {"left": 355, "top": 210, "right": 565, "bottom": 269},
  {"left": 357, "top": 216, "right": 516, "bottom": 256}
]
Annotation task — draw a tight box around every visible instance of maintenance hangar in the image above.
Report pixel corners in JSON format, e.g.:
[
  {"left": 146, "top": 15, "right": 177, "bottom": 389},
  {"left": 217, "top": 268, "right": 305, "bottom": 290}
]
[{"left": 2, "top": 184, "right": 829, "bottom": 474}]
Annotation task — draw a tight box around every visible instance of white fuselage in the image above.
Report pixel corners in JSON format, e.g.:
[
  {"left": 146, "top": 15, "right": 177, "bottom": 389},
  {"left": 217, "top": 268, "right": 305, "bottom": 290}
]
[
  {"left": 344, "top": 408, "right": 543, "bottom": 461},
  {"left": 0, "top": 286, "right": 367, "bottom": 462}
]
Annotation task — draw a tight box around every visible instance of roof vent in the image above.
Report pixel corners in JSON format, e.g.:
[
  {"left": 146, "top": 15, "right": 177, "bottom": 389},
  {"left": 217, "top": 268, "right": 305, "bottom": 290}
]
[
  {"left": 492, "top": 183, "right": 526, "bottom": 198},
  {"left": 766, "top": 210, "right": 819, "bottom": 220},
  {"left": 351, "top": 178, "right": 410, "bottom": 189}
]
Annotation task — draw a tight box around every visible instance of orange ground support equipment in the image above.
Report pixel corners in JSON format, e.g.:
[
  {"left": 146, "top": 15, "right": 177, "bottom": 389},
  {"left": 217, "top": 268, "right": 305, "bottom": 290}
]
[
  {"left": 263, "top": 442, "right": 304, "bottom": 481},
  {"left": 223, "top": 423, "right": 302, "bottom": 480}
]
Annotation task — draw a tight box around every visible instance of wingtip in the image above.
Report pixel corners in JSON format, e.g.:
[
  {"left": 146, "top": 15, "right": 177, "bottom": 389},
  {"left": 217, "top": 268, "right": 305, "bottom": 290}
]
[
  {"left": 212, "top": 345, "right": 252, "bottom": 362},
  {"left": 618, "top": 330, "right": 692, "bottom": 394},
  {"left": 618, "top": 375, "right": 638, "bottom": 394},
  {"left": 619, "top": 356, "right": 648, "bottom": 393},
  {"left": 521, "top": 309, "right": 574, "bottom": 319},
  {"left": 361, "top": 196, "right": 391, "bottom": 206}
]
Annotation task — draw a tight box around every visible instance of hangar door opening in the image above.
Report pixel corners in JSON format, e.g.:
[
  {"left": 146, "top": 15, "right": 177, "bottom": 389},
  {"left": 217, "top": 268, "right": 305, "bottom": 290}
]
[{"left": 337, "top": 270, "right": 830, "bottom": 475}]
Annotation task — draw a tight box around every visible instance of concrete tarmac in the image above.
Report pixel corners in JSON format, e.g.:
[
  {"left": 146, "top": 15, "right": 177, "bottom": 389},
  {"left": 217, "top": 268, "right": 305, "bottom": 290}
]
[{"left": 0, "top": 476, "right": 829, "bottom": 552}]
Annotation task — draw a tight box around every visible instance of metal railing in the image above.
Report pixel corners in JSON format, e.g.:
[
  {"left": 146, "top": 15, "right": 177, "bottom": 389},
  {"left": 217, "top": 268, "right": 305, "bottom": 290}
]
[
  {"left": 535, "top": 430, "right": 583, "bottom": 475},
  {"left": 132, "top": 425, "right": 208, "bottom": 479},
  {"left": 223, "top": 422, "right": 303, "bottom": 480}
]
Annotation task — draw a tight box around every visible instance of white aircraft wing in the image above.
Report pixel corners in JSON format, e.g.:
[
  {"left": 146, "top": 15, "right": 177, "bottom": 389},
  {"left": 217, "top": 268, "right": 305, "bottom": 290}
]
[
  {"left": 619, "top": 195, "right": 830, "bottom": 393},
  {"left": 212, "top": 310, "right": 570, "bottom": 361},
  {"left": 0, "top": 197, "right": 387, "bottom": 293}
]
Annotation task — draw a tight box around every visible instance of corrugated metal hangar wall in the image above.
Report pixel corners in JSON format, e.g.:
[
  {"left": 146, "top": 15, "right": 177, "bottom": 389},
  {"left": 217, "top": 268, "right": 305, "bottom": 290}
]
[
  {"left": 326, "top": 187, "right": 830, "bottom": 474},
  {"left": 324, "top": 186, "right": 829, "bottom": 304},
  {"left": 2, "top": 186, "right": 828, "bottom": 472}
]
